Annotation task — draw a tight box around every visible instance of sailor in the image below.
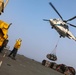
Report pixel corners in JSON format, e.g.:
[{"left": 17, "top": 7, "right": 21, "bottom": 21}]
[{"left": 8, "top": 38, "right": 22, "bottom": 60}]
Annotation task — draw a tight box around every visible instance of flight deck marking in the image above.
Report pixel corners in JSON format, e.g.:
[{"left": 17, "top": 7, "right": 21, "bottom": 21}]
[
  {"left": 0, "top": 61, "right": 2, "bottom": 67},
  {"left": 0, "top": 51, "right": 7, "bottom": 67}
]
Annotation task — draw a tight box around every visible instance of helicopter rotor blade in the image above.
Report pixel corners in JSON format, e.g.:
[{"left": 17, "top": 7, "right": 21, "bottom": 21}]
[
  {"left": 66, "top": 16, "right": 76, "bottom": 22},
  {"left": 67, "top": 23, "right": 76, "bottom": 28},
  {"left": 43, "top": 19, "right": 50, "bottom": 21},
  {"left": 49, "top": 2, "right": 63, "bottom": 21}
]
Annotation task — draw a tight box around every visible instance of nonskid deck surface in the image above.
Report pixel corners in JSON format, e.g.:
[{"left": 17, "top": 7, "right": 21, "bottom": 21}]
[{"left": 0, "top": 49, "right": 63, "bottom": 75}]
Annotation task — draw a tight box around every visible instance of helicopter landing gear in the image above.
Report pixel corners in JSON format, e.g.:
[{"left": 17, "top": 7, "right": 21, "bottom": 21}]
[
  {"left": 60, "top": 35, "right": 62, "bottom": 38},
  {"left": 51, "top": 27, "right": 53, "bottom": 29}
]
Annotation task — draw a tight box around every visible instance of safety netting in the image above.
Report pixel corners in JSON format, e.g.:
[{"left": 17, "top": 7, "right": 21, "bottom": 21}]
[{"left": 46, "top": 38, "right": 60, "bottom": 61}]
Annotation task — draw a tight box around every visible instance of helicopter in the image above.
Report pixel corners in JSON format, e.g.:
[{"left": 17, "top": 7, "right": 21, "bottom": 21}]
[{"left": 43, "top": 2, "right": 76, "bottom": 41}]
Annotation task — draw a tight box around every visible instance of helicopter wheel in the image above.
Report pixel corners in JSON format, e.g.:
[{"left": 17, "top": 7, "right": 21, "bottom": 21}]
[
  {"left": 51, "top": 27, "right": 53, "bottom": 29},
  {"left": 60, "top": 35, "right": 62, "bottom": 38}
]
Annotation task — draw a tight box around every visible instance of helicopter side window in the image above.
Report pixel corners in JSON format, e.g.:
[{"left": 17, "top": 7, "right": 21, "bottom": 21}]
[
  {"left": 60, "top": 24, "right": 69, "bottom": 30},
  {"left": 56, "top": 24, "right": 60, "bottom": 26},
  {"left": 64, "top": 24, "right": 69, "bottom": 30}
]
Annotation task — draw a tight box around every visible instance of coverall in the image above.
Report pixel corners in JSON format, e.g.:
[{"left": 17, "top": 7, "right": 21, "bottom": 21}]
[{"left": 8, "top": 39, "right": 22, "bottom": 59}]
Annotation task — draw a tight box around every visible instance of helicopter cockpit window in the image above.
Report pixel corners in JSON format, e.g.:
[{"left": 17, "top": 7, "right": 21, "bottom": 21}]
[
  {"left": 53, "top": 19, "right": 58, "bottom": 23},
  {"left": 53, "top": 19, "right": 57, "bottom": 20}
]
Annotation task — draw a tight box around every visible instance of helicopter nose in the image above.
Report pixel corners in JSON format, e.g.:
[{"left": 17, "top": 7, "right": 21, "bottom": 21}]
[
  {"left": 49, "top": 19, "right": 53, "bottom": 24},
  {"left": 49, "top": 19, "right": 53, "bottom": 21}
]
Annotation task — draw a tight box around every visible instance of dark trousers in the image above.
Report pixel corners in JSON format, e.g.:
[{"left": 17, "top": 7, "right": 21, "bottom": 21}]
[
  {"left": 9, "top": 48, "right": 18, "bottom": 58},
  {"left": 0, "top": 45, "right": 5, "bottom": 52}
]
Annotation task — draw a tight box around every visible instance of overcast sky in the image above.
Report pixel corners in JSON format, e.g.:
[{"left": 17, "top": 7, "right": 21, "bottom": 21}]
[{"left": 1, "top": 0, "right": 76, "bottom": 69}]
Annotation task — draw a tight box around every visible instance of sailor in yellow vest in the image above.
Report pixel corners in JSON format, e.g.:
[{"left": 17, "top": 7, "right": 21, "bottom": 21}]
[{"left": 8, "top": 38, "right": 22, "bottom": 60}]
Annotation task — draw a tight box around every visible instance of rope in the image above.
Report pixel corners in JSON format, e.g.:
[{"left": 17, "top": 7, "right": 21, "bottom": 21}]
[{"left": 51, "top": 37, "right": 60, "bottom": 55}]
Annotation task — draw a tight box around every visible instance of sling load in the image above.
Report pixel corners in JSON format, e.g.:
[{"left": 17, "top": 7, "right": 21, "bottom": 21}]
[
  {"left": 46, "top": 38, "right": 60, "bottom": 61},
  {"left": 0, "top": 0, "right": 9, "bottom": 15}
]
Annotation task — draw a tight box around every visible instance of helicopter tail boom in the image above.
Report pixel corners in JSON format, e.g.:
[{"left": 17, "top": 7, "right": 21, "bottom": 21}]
[{"left": 66, "top": 31, "right": 76, "bottom": 41}]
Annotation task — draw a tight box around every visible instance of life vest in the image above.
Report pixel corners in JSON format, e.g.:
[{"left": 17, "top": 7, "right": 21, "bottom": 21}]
[{"left": 14, "top": 40, "right": 21, "bottom": 49}]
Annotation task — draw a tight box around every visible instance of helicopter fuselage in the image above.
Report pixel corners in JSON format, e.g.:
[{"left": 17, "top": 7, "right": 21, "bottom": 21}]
[{"left": 49, "top": 19, "right": 76, "bottom": 41}]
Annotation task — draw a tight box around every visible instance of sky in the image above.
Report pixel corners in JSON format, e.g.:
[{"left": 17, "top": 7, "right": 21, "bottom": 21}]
[{"left": 1, "top": 0, "right": 76, "bottom": 69}]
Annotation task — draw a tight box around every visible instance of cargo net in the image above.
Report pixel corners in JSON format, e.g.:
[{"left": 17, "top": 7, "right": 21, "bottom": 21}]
[{"left": 46, "top": 38, "right": 60, "bottom": 61}]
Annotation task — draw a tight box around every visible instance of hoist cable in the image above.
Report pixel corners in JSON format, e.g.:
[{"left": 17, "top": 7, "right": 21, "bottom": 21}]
[{"left": 51, "top": 37, "right": 60, "bottom": 55}]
